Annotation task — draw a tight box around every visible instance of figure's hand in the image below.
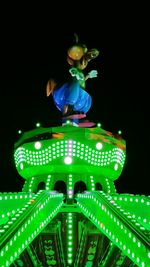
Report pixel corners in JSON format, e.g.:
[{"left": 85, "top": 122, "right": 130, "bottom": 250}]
[{"left": 88, "top": 70, "right": 98, "bottom": 78}]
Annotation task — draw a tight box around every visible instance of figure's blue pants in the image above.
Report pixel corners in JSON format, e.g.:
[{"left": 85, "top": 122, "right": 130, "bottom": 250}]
[{"left": 53, "top": 81, "right": 92, "bottom": 113}]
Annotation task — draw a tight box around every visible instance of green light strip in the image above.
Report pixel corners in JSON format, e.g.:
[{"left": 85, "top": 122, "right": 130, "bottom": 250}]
[
  {"left": 68, "top": 174, "right": 73, "bottom": 199},
  {"left": 28, "top": 177, "right": 35, "bottom": 192},
  {"left": 46, "top": 175, "right": 51, "bottom": 190},
  {"left": 90, "top": 175, "right": 95, "bottom": 191},
  {"left": 14, "top": 141, "right": 125, "bottom": 169},
  {"left": 67, "top": 213, "right": 73, "bottom": 265}
]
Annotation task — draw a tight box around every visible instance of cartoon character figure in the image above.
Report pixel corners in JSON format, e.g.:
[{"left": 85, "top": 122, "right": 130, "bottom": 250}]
[{"left": 46, "top": 34, "right": 99, "bottom": 118}]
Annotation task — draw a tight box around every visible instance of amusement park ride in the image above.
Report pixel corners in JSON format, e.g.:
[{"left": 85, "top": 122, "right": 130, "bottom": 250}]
[{"left": 0, "top": 35, "right": 150, "bottom": 267}]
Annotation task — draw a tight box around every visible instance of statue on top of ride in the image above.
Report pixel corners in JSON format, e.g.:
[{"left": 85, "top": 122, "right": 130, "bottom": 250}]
[{"left": 46, "top": 34, "right": 99, "bottom": 117}]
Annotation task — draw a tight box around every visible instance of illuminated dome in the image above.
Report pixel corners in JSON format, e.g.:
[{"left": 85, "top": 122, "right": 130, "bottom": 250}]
[{"left": 14, "top": 125, "right": 126, "bottom": 182}]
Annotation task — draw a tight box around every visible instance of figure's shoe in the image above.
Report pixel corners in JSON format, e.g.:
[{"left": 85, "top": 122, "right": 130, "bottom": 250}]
[
  {"left": 62, "top": 105, "right": 86, "bottom": 119},
  {"left": 78, "top": 119, "right": 95, "bottom": 127}
]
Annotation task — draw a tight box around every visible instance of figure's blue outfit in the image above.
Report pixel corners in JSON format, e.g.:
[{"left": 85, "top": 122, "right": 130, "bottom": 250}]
[{"left": 52, "top": 79, "right": 92, "bottom": 114}]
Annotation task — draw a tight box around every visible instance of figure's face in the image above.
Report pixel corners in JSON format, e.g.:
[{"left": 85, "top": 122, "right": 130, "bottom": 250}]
[
  {"left": 67, "top": 45, "right": 99, "bottom": 70},
  {"left": 67, "top": 45, "right": 86, "bottom": 60}
]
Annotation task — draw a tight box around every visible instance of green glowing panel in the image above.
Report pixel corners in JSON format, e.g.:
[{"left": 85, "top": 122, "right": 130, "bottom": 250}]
[
  {"left": 14, "top": 125, "right": 126, "bottom": 181},
  {"left": 76, "top": 191, "right": 150, "bottom": 267},
  {"left": 0, "top": 191, "right": 64, "bottom": 267}
]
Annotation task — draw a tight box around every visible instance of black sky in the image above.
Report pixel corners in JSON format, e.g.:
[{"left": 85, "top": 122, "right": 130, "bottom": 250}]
[{"left": 0, "top": 4, "right": 149, "bottom": 195}]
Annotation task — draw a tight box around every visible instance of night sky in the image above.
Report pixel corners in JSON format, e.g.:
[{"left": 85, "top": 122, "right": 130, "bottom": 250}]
[{"left": 0, "top": 6, "right": 149, "bottom": 195}]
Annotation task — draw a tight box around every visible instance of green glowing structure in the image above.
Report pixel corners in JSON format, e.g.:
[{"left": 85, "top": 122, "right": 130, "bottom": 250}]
[{"left": 0, "top": 121, "right": 149, "bottom": 267}]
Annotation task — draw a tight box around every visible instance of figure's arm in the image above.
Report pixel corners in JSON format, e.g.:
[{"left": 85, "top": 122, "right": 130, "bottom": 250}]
[{"left": 69, "top": 67, "right": 85, "bottom": 81}]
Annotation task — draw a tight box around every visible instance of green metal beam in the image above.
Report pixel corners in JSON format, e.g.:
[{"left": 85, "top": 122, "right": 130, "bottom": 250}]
[
  {"left": 76, "top": 191, "right": 150, "bottom": 267},
  {"left": 0, "top": 190, "right": 64, "bottom": 267}
]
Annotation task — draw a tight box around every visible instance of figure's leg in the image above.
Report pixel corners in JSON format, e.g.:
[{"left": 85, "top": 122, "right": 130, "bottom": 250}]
[
  {"left": 63, "top": 80, "right": 80, "bottom": 116},
  {"left": 65, "top": 80, "right": 79, "bottom": 105},
  {"left": 73, "top": 88, "right": 92, "bottom": 113},
  {"left": 52, "top": 83, "right": 69, "bottom": 112},
  {"left": 52, "top": 81, "right": 90, "bottom": 116}
]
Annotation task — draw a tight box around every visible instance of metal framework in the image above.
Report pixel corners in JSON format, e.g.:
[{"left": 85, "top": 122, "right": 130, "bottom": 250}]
[{"left": 0, "top": 124, "right": 149, "bottom": 267}]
